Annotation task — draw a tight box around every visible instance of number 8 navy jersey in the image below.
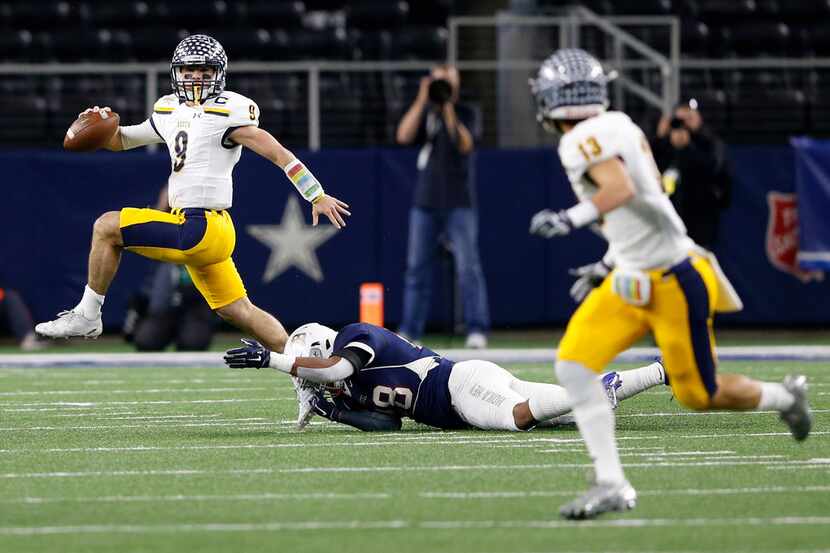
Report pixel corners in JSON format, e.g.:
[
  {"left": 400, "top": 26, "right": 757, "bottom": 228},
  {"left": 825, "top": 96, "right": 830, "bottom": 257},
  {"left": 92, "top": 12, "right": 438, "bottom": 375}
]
[{"left": 332, "top": 323, "right": 467, "bottom": 429}]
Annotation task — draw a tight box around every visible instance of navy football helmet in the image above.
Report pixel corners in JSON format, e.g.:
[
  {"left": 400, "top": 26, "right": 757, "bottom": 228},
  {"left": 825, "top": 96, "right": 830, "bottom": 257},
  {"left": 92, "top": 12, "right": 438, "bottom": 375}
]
[
  {"left": 170, "top": 34, "right": 228, "bottom": 103},
  {"left": 530, "top": 48, "right": 613, "bottom": 132}
]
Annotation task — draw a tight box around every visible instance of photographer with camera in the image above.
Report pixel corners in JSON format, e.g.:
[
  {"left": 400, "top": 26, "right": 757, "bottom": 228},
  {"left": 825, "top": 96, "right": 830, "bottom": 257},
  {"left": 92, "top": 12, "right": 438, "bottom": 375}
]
[
  {"left": 651, "top": 99, "right": 731, "bottom": 249},
  {"left": 395, "top": 65, "right": 490, "bottom": 348}
]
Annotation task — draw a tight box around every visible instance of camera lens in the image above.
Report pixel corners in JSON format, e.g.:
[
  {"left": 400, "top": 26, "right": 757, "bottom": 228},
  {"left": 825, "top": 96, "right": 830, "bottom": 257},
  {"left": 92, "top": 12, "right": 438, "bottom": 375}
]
[{"left": 428, "top": 79, "right": 452, "bottom": 104}]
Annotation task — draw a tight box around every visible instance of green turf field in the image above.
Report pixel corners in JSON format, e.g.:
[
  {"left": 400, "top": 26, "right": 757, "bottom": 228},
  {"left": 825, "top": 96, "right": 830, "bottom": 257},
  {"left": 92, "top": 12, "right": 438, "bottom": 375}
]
[
  {"left": 2, "top": 327, "right": 829, "bottom": 354},
  {"left": 0, "top": 361, "right": 827, "bottom": 553}
]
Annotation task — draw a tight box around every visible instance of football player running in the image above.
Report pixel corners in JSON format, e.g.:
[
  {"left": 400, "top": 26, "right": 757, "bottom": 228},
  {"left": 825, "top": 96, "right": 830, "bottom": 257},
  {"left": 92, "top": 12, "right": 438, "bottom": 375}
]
[
  {"left": 223, "top": 322, "right": 667, "bottom": 432},
  {"left": 528, "top": 49, "right": 812, "bottom": 519},
  {"left": 35, "top": 35, "right": 350, "bottom": 352}
]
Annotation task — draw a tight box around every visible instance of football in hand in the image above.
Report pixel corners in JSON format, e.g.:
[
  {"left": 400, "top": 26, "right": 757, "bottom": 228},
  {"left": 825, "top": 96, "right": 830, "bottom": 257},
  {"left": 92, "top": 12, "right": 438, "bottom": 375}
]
[{"left": 63, "top": 108, "right": 120, "bottom": 152}]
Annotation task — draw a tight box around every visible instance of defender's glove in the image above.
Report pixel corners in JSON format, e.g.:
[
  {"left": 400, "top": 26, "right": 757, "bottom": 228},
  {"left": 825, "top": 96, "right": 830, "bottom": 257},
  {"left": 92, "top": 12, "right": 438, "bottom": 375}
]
[
  {"left": 224, "top": 339, "right": 271, "bottom": 369},
  {"left": 568, "top": 260, "right": 612, "bottom": 303},
  {"left": 311, "top": 391, "right": 338, "bottom": 421},
  {"left": 529, "top": 209, "right": 572, "bottom": 238}
]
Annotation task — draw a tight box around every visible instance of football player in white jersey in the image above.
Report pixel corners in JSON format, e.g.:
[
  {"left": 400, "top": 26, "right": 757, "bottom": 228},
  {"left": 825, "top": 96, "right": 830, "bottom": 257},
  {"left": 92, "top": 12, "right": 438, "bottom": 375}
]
[
  {"left": 36, "top": 35, "right": 350, "bottom": 353},
  {"left": 528, "top": 49, "right": 812, "bottom": 519}
]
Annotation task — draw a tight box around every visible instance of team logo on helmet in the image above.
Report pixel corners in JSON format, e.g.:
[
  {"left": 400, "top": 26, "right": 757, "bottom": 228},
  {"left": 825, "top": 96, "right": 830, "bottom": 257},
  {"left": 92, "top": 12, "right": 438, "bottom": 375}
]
[
  {"left": 530, "top": 48, "right": 614, "bottom": 129},
  {"left": 170, "top": 34, "right": 228, "bottom": 103}
]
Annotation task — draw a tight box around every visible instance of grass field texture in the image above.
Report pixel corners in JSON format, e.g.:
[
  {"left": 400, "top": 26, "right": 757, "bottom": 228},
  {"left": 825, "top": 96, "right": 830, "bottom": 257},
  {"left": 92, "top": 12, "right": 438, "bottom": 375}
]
[{"left": 0, "top": 360, "right": 828, "bottom": 553}]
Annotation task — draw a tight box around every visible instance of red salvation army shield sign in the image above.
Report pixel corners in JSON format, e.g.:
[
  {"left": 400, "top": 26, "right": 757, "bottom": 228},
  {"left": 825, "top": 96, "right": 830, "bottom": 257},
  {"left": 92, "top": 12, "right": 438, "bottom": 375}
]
[{"left": 766, "top": 192, "right": 824, "bottom": 282}]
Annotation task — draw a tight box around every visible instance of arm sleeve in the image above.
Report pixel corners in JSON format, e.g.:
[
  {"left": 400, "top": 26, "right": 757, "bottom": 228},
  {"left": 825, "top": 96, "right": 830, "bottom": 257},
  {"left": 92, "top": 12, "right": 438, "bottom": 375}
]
[
  {"left": 335, "top": 345, "right": 373, "bottom": 373},
  {"left": 333, "top": 409, "right": 403, "bottom": 432},
  {"left": 119, "top": 119, "right": 165, "bottom": 150},
  {"left": 293, "top": 357, "right": 355, "bottom": 384}
]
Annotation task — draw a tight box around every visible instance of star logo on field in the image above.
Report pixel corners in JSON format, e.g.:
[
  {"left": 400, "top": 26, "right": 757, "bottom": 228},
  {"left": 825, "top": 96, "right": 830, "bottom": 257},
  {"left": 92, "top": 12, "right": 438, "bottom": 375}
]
[{"left": 246, "top": 196, "right": 338, "bottom": 283}]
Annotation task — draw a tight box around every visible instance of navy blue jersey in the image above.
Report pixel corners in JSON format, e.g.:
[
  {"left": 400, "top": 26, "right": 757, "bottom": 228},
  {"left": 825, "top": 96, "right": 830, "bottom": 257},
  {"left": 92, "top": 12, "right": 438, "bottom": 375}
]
[{"left": 332, "top": 323, "right": 467, "bottom": 430}]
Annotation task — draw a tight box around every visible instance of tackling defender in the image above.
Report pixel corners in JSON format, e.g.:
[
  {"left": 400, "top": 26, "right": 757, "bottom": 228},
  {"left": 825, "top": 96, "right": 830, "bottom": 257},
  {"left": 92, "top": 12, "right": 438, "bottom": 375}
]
[
  {"left": 223, "top": 322, "right": 667, "bottom": 432},
  {"left": 528, "top": 49, "right": 812, "bottom": 519},
  {"left": 35, "top": 35, "right": 350, "bottom": 351}
]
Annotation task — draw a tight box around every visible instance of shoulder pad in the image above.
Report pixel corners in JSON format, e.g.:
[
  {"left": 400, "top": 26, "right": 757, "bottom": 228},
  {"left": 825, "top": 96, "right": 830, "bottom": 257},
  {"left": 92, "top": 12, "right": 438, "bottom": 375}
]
[
  {"left": 558, "top": 112, "right": 635, "bottom": 179},
  {"left": 205, "top": 90, "right": 260, "bottom": 127},
  {"left": 152, "top": 94, "right": 179, "bottom": 115}
]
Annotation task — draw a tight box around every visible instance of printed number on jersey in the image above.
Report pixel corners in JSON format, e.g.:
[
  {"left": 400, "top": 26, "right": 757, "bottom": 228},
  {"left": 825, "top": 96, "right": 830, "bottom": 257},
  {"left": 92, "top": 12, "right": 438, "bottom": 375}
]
[
  {"left": 372, "top": 385, "right": 413, "bottom": 411},
  {"left": 577, "top": 136, "right": 602, "bottom": 162},
  {"left": 173, "top": 130, "right": 188, "bottom": 172}
]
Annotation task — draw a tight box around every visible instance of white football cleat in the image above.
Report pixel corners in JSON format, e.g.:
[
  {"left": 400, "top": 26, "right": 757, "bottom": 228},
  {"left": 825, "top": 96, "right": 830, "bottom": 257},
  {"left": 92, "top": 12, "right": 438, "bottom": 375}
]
[
  {"left": 35, "top": 310, "right": 102, "bottom": 339},
  {"left": 560, "top": 479, "right": 637, "bottom": 520},
  {"left": 293, "top": 376, "right": 321, "bottom": 430}
]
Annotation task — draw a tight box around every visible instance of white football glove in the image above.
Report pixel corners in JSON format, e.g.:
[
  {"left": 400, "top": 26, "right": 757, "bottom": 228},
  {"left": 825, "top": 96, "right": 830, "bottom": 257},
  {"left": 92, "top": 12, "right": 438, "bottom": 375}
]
[
  {"left": 292, "top": 376, "right": 323, "bottom": 430},
  {"left": 529, "top": 209, "right": 573, "bottom": 238},
  {"left": 568, "top": 260, "right": 612, "bottom": 303}
]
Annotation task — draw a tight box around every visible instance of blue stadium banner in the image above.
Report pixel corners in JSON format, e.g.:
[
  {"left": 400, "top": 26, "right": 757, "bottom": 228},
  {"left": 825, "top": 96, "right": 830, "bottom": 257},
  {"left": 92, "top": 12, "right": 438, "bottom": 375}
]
[
  {"left": 4, "top": 147, "right": 830, "bottom": 330},
  {"left": 791, "top": 137, "right": 830, "bottom": 271}
]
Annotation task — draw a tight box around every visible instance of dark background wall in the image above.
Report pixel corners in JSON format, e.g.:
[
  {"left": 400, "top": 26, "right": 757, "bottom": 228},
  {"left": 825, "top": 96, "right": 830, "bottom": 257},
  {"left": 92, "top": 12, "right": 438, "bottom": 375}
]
[{"left": 1, "top": 146, "right": 827, "bottom": 331}]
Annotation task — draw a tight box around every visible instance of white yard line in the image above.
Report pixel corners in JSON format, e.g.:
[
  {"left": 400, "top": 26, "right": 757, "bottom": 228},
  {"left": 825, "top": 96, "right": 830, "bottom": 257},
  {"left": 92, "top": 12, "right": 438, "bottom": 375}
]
[
  {"left": 0, "top": 443, "right": 798, "bottom": 457},
  {"left": 0, "top": 398, "right": 285, "bottom": 410},
  {"left": 1, "top": 516, "right": 829, "bottom": 536},
  {"left": 3, "top": 459, "right": 830, "bottom": 479},
  {"left": 767, "top": 465, "right": 830, "bottom": 470},
  {"left": 419, "top": 516, "right": 830, "bottom": 530},
  {"left": 2, "top": 492, "right": 390, "bottom": 505},
  {"left": 0, "top": 520, "right": 410, "bottom": 535},
  {"left": 616, "top": 409, "right": 830, "bottom": 418},
  {"left": 0, "top": 421, "right": 278, "bottom": 432},
  {"left": 0, "top": 387, "right": 269, "bottom": 396},
  {"left": 7, "top": 485, "right": 827, "bottom": 507},
  {"left": 0, "top": 438, "right": 627, "bottom": 454},
  {"left": 419, "top": 485, "right": 830, "bottom": 499},
  {"left": 97, "top": 414, "right": 225, "bottom": 421}
]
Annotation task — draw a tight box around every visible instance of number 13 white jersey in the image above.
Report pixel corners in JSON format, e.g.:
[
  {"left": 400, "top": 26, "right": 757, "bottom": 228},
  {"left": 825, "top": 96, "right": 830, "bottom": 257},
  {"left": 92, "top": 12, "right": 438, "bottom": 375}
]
[
  {"left": 150, "top": 90, "right": 260, "bottom": 210},
  {"left": 557, "top": 111, "right": 693, "bottom": 270}
]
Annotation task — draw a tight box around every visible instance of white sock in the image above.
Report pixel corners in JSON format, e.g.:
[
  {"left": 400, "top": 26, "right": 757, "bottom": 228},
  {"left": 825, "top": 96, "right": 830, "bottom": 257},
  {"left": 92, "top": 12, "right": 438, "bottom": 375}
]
[
  {"left": 510, "top": 379, "right": 571, "bottom": 421},
  {"left": 556, "top": 360, "right": 625, "bottom": 485},
  {"left": 75, "top": 285, "right": 105, "bottom": 320},
  {"left": 613, "top": 362, "right": 666, "bottom": 401},
  {"left": 757, "top": 382, "right": 795, "bottom": 411}
]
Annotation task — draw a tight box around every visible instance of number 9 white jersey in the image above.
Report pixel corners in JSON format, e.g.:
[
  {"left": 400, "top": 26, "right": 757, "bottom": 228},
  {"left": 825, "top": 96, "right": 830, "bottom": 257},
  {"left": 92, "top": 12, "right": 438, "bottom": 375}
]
[
  {"left": 557, "top": 111, "right": 693, "bottom": 270},
  {"left": 150, "top": 90, "right": 260, "bottom": 210}
]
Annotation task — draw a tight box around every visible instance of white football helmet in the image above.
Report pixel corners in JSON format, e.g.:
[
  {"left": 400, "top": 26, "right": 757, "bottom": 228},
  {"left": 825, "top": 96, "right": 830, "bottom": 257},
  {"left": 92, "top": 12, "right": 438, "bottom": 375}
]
[
  {"left": 286, "top": 322, "right": 337, "bottom": 359},
  {"left": 286, "top": 323, "right": 338, "bottom": 430}
]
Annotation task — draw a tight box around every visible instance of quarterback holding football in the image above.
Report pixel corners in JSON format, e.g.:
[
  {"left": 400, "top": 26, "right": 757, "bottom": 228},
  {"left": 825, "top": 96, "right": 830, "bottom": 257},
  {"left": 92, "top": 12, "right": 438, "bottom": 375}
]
[{"left": 36, "top": 34, "right": 350, "bottom": 352}]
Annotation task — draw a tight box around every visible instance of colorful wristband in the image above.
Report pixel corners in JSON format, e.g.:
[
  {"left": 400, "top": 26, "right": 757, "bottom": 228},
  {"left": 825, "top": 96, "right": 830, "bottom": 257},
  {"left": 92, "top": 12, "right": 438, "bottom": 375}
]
[{"left": 284, "top": 159, "right": 324, "bottom": 202}]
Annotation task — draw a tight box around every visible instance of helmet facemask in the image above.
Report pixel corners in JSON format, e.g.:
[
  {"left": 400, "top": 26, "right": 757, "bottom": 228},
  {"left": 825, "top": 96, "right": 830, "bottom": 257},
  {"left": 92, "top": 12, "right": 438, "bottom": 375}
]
[{"left": 171, "top": 63, "right": 224, "bottom": 104}]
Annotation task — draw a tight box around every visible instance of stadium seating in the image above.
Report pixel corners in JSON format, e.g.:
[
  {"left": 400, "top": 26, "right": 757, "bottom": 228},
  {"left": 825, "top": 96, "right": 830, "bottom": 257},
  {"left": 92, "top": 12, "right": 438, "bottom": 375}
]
[{"left": 0, "top": 0, "right": 828, "bottom": 145}]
